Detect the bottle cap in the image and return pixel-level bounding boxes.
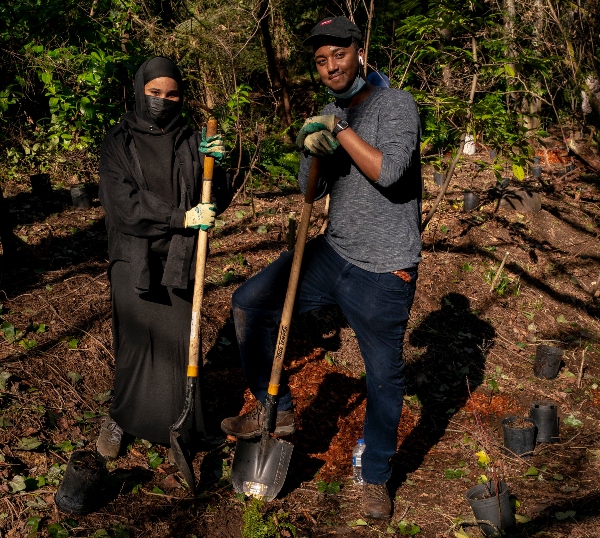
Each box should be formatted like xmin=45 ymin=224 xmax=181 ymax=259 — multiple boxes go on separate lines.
xmin=358 ymin=439 xmax=365 ymax=444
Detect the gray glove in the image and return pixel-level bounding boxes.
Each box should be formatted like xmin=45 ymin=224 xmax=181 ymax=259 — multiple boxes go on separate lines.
xmin=302 ymin=130 xmax=340 ymax=156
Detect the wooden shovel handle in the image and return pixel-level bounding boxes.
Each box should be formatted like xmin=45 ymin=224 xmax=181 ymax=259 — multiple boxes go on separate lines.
xmin=267 ymin=157 xmax=320 ymax=395
xmin=187 ymin=118 xmax=218 ymax=377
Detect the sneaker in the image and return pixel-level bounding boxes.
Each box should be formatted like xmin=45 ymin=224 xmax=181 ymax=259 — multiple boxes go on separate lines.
xmin=96 ymin=417 xmax=124 ymax=460
xmin=220 ymin=401 xmax=295 ymax=439
xmin=362 ymin=482 xmax=392 ymax=520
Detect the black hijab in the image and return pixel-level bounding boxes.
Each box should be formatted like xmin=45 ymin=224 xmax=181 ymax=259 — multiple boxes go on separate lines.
xmin=123 ymin=57 xmax=188 ymax=207
xmin=131 ymin=57 xmax=185 ymax=133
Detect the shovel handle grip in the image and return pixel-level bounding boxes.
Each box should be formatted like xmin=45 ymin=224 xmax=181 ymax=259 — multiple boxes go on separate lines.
xmin=188 ymin=118 xmax=218 ymax=377
xmin=267 ymin=157 xmax=320 ymax=397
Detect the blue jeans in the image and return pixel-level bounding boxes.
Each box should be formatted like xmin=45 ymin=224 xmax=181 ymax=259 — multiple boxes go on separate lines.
xmin=232 ymin=236 xmax=418 ymax=484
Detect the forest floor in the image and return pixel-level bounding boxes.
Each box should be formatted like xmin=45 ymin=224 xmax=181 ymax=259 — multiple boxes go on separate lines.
xmin=1 ymin=128 xmax=600 ymax=538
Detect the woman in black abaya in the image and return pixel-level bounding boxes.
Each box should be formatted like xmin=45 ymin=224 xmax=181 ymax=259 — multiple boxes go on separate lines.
xmin=97 ymin=57 xmax=228 ymax=458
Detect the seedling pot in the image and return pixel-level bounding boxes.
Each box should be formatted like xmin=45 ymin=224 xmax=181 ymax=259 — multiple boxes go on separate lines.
xmin=30 ymin=173 xmax=52 ymax=198
xmin=530 ymin=400 xmax=559 ymax=443
xmin=465 ymin=481 xmax=515 ymax=537
xmin=54 ymin=450 xmax=106 ymax=515
xmin=532 ymin=165 xmax=542 ymax=178
xmin=502 ymin=416 xmax=536 ymax=457
xmin=434 ymin=171 xmax=445 ymax=186
xmin=463 ymin=192 xmax=479 ymax=211
xmin=70 ymin=184 xmax=92 ymax=209
xmin=533 ymin=344 xmax=563 ymax=379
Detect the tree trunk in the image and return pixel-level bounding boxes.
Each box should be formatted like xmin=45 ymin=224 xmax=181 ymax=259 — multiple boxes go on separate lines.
xmin=363 ymin=0 xmax=375 ymax=70
xmin=258 ymin=0 xmax=293 ymax=140
xmin=423 ymin=36 xmax=479 ymax=229
xmin=272 ymin=10 xmax=294 ymax=140
xmin=522 ymin=0 xmax=543 ymax=130
xmin=0 ymin=187 xmax=17 ymax=257
xmin=504 ymin=0 xmax=517 ymax=105
xmin=155 ymin=0 xmax=174 ymax=25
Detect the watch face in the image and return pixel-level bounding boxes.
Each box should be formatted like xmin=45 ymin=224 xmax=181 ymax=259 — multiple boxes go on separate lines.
xmin=334 ymin=120 xmax=348 ymax=136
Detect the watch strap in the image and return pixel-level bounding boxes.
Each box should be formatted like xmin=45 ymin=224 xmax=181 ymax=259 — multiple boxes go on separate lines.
xmin=332 ymin=119 xmax=349 ymax=137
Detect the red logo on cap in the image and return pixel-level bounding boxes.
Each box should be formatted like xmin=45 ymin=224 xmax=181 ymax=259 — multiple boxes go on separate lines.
xmin=320 ymin=19 xmax=332 ymax=25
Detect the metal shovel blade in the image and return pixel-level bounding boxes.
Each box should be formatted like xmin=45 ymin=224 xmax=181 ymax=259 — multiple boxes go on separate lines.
xmin=169 ymin=427 xmax=196 ymax=496
xmin=231 ymin=435 xmax=293 ymax=502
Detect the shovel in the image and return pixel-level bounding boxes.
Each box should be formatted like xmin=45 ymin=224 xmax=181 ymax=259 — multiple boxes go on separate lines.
xmin=231 ymin=157 xmax=321 ymax=501
xmin=169 ymin=117 xmax=218 ymax=495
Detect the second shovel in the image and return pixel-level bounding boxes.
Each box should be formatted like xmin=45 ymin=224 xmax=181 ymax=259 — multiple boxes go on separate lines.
xmin=231 ymin=157 xmax=321 ymax=501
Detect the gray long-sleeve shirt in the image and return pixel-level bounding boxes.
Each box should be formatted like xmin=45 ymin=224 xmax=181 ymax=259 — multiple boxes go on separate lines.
xmin=298 ymin=87 xmax=423 ymax=273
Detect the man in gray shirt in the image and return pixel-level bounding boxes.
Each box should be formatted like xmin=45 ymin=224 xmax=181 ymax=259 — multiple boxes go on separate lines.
xmin=221 ymin=16 xmax=422 ymax=520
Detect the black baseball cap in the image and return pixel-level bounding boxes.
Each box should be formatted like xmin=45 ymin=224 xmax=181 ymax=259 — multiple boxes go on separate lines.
xmin=303 ymin=16 xmax=363 ymax=47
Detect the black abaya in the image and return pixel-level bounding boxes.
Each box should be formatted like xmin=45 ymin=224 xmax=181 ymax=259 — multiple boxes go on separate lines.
xmin=109 ymin=260 xmax=204 ymax=444
xmin=98 ymin=57 xmax=223 ymax=446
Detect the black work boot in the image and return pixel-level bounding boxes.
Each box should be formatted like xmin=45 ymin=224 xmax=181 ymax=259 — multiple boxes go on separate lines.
xmin=362 ymin=482 xmax=392 ymax=520
xmin=220 ymin=401 xmax=295 ymax=439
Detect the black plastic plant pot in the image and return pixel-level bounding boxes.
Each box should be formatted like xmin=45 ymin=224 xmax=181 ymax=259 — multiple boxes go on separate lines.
xmin=530 ymin=400 xmax=559 ymax=443
xmin=463 ymin=192 xmax=479 ymax=211
xmin=54 ymin=450 xmax=106 ymax=515
xmin=533 ymin=344 xmax=563 ymax=379
xmin=30 ymin=173 xmax=52 ymax=198
xmin=466 ymin=481 xmax=515 ymax=537
xmin=434 ymin=171 xmax=445 ymax=186
xmin=532 ymin=165 xmax=542 ymax=178
xmin=502 ymin=416 xmax=536 ymax=457
xmin=70 ymin=184 xmax=92 ymax=209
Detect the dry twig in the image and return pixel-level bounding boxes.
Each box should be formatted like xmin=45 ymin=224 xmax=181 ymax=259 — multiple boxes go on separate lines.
xmin=490 ymin=251 xmax=510 ymax=292
xmin=577 ymin=348 xmax=586 ymax=388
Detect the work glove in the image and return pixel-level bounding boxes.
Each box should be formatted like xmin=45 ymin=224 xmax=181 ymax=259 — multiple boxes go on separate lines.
xmin=199 ymin=127 xmax=225 ymax=163
xmin=184 ymin=202 xmax=216 ymax=231
xmin=302 ymin=130 xmax=340 ymax=156
xmin=296 ymin=115 xmax=337 ymax=149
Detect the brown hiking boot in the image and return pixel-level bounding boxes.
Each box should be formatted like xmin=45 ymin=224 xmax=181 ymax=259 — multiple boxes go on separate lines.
xmin=362 ymin=482 xmax=392 ymax=520
xmin=96 ymin=417 xmax=124 ymax=460
xmin=220 ymin=401 xmax=295 ymax=439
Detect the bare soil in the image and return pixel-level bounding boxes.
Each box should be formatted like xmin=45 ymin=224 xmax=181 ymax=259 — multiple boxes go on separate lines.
xmin=1 ymin=130 xmax=600 ymax=537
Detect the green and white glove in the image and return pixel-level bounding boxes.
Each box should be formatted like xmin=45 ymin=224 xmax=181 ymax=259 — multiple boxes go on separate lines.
xmin=296 ymin=115 xmax=337 ymax=149
xmin=302 ymin=130 xmax=340 ymax=156
xmin=184 ymin=202 xmax=216 ymax=231
xmin=199 ymin=127 xmax=225 ymax=163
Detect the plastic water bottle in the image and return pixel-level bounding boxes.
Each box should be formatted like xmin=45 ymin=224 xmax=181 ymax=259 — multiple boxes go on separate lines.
xmin=352 ymin=439 xmax=366 ymax=485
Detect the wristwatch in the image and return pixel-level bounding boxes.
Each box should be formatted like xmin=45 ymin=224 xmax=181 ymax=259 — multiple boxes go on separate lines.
xmin=332 ymin=119 xmax=349 ymax=137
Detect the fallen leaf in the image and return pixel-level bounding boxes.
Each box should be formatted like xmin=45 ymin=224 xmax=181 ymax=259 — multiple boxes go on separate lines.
xmin=161 ymin=474 xmax=180 ymax=491
xmin=515 ymin=514 xmax=531 ymax=523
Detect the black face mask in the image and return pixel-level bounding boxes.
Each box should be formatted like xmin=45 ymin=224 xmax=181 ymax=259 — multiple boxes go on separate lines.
xmin=144 ymin=95 xmax=181 ymax=128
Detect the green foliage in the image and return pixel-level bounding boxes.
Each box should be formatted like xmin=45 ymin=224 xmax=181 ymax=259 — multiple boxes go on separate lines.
xmin=444 ymin=468 xmax=467 ymax=479
xmin=147 ymin=450 xmax=164 ymax=469
xmin=397 ymin=519 xmax=421 ymax=535
xmin=317 ymin=480 xmax=340 ymax=494
xmin=0 ymin=0 xmax=146 ymax=179
xmin=26 ymin=515 xmax=41 ymax=535
xmin=242 ymin=498 xmax=297 ymax=538
xmin=18 ymin=436 xmax=42 ymax=451
xmin=47 ymin=522 xmax=70 ymax=538
xmin=257 ymin=138 xmax=300 ymax=191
